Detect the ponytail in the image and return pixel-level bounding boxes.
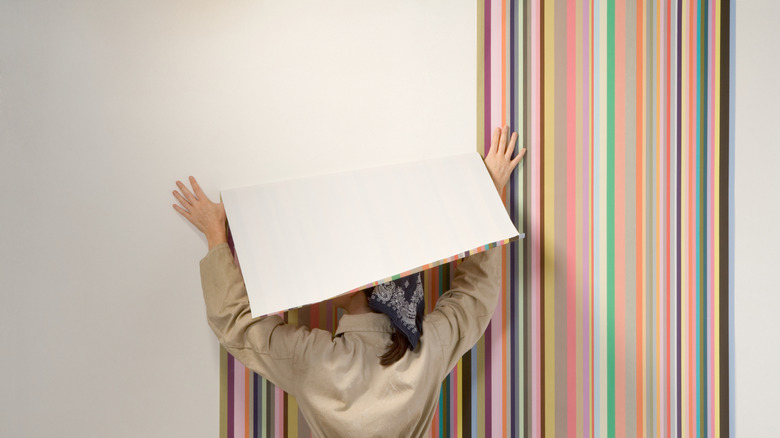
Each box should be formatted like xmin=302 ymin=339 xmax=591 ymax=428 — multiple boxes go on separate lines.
xmin=379 ymin=330 xmax=409 ymax=366
xmin=363 ymin=289 xmax=419 ymax=366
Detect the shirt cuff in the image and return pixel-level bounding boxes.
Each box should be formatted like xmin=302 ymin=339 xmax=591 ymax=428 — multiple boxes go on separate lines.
xmin=201 ymin=242 xmax=231 ymax=262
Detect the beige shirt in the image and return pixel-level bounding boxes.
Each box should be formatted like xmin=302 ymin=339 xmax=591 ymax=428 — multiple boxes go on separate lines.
xmin=200 ymin=243 xmax=500 ymax=438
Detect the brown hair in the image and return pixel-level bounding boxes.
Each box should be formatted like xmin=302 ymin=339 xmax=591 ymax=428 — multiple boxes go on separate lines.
xmin=363 ymin=289 xmax=417 ymax=366
xmin=379 ymin=330 xmax=411 ymax=366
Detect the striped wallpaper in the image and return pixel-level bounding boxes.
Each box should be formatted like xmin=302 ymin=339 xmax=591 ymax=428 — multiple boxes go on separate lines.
xmin=218 ymin=0 xmax=735 ymax=437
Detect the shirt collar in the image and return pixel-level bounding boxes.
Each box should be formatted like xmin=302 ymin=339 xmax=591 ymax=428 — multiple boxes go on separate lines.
xmin=335 ymin=312 xmax=394 ymax=336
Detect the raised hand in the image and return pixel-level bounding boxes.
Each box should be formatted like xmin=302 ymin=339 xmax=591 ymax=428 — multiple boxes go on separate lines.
xmin=483 ymin=125 xmax=526 ymax=193
xmin=172 ymin=176 xmax=227 ymax=249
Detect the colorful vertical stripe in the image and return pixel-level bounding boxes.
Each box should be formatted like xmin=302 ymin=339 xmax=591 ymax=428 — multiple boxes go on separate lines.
xmin=218 ymin=1 xmax=734 ymax=436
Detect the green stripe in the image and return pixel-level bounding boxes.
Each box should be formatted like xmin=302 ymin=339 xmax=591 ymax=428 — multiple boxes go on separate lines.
xmin=606 ymin=1 xmax=616 ymax=438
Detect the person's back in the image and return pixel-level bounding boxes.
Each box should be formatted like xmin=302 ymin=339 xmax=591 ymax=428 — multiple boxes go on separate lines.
xmin=293 ymin=312 xmax=440 ymax=437
xmin=201 ymin=243 xmax=499 ymax=437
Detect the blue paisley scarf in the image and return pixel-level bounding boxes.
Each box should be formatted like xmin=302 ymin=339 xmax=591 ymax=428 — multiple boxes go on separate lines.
xmin=368 ymin=273 xmax=425 ymax=350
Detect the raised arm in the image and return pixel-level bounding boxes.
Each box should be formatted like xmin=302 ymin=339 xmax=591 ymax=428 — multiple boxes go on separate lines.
xmin=199 ymin=242 xmax=315 ymax=392
xmin=425 ymin=125 xmax=525 ymax=375
xmin=173 ymin=177 xmax=312 ymax=392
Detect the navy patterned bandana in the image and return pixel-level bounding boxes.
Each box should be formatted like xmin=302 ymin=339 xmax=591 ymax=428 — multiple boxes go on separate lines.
xmin=368 ymin=273 xmax=425 ymax=350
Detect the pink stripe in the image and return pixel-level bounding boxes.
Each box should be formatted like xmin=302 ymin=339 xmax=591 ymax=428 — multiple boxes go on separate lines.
xmin=582 ymin=0 xmax=592 ymax=435
xmin=565 ymin=0 xmax=577 ymax=437
xmin=233 ymin=360 xmax=246 ymax=438
xmin=430 ymin=408 xmax=437 ymax=438
xmin=491 ymin=301 xmax=503 ymax=435
xmin=275 ymin=388 xmax=283 ymax=438
xmin=530 ymin=0 xmax=541 ymax=437
xmin=687 ymin=2 xmax=696 ymax=432
xmin=492 ymin=0 xmax=502 ymax=129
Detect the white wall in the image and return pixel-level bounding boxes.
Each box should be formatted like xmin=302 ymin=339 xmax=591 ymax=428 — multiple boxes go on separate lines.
xmin=735 ymin=1 xmax=780 ymax=436
xmin=0 ymin=1 xmax=474 ymax=436
xmin=3 ymin=0 xmax=774 ymax=436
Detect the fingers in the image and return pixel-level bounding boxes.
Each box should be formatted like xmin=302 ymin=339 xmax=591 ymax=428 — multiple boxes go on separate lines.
xmin=510 ymin=148 xmax=527 ymax=168
xmin=489 ymin=127 xmax=500 ymax=156
xmin=172 ymin=177 xmax=226 ymax=239
xmin=176 ymin=180 xmax=198 ymax=204
xmin=491 ymin=125 xmax=516 ymax=157
xmin=189 ymin=176 xmax=207 ymax=201
xmin=172 ymin=203 xmax=191 ymax=218
xmin=497 ymin=125 xmax=510 ymax=155
xmin=505 ymin=131 xmax=519 ymax=157
xmin=172 ymin=189 xmax=191 ymax=208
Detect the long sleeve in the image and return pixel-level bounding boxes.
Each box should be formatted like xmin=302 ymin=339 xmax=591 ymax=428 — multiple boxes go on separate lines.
xmin=199 ymin=242 xmax=312 ymax=394
xmin=424 ymin=247 xmax=501 ymax=376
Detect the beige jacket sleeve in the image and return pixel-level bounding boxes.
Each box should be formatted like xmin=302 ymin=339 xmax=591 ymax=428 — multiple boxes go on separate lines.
xmin=424 ymin=247 xmax=501 ymax=376
xmin=199 ymin=242 xmax=314 ymax=394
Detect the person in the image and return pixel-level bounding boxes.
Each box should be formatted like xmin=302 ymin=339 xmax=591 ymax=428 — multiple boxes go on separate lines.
xmin=172 ymin=126 xmax=525 ymax=437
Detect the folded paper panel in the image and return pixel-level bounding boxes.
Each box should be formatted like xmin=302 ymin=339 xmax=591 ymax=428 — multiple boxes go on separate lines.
xmin=222 ymin=152 xmax=520 ymax=317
